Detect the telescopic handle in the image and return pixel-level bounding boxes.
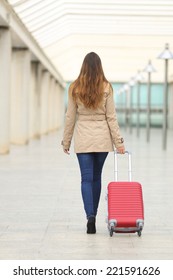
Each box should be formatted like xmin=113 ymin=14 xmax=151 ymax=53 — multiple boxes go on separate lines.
xmin=114 ymin=151 xmax=132 ymax=182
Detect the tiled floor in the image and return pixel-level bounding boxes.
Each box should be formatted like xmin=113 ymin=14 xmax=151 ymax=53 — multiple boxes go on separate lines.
xmin=0 ymin=127 xmax=173 ymax=260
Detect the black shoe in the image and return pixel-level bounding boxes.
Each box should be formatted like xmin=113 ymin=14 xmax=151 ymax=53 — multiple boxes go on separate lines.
xmin=87 ymin=216 xmax=96 ymax=234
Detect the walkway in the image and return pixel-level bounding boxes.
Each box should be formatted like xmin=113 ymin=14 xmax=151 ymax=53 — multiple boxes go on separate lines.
xmin=0 ymin=127 xmax=173 ymax=260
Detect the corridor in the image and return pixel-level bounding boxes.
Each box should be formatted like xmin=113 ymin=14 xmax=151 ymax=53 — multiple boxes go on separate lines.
xmin=0 ymin=128 xmax=173 ymax=260
xmin=1 ymin=0 xmax=173 ymax=265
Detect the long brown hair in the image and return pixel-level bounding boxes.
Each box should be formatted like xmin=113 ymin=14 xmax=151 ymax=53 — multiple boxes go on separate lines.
xmin=71 ymin=52 xmax=110 ymax=109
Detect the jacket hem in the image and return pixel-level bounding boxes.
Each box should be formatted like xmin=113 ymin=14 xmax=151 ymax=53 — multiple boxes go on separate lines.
xmin=74 ymin=148 xmax=114 ymax=153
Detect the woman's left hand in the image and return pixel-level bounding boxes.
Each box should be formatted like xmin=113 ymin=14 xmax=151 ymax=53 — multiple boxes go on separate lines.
xmin=63 ymin=148 xmax=70 ymax=155
xmin=116 ymin=145 xmax=125 ymax=154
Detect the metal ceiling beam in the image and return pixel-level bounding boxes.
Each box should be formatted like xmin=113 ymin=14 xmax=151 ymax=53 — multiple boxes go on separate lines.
xmin=21 ymin=1 xmax=62 ymax=23
xmin=16 ymin=0 xmax=60 ymax=15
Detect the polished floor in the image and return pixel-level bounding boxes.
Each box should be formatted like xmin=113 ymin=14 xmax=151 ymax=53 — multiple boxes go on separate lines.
xmin=0 ymin=127 xmax=173 ymax=260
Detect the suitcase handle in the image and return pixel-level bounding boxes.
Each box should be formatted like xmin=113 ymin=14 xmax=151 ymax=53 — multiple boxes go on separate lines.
xmin=114 ymin=151 xmax=132 ymax=182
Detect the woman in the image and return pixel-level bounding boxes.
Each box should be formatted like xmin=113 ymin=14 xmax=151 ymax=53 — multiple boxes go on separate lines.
xmin=61 ymin=52 xmax=125 ymax=234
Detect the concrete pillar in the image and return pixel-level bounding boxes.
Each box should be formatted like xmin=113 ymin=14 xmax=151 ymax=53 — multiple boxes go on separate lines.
xmin=55 ymin=82 xmax=60 ymax=129
xmin=29 ymin=61 xmax=42 ymax=139
xmin=62 ymin=86 xmax=65 ymax=126
xmin=48 ymin=77 xmax=64 ymax=132
xmin=40 ymin=70 xmax=50 ymax=134
xmin=48 ymin=76 xmax=55 ymax=132
xmin=11 ymin=48 xmax=31 ymax=145
xmin=54 ymin=80 xmax=65 ymax=130
xmin=29 ymin=63 xmax=36 ymax=139
xmin=0 ymin=27 xmax=11 ymax=154
xmin=57 ymin=83 xmax=65 ymax=129
xmin=53 ymin=80 xmax=59 ymax=130
xmin=52 ymin=79 xmax=57 ymax=131
xmin=168 ymin=82 xmax=173 ymax=130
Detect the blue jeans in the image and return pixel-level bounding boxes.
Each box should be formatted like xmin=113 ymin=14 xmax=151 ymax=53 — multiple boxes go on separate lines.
xmin=76 ymin=152 xmax=108 ymax=219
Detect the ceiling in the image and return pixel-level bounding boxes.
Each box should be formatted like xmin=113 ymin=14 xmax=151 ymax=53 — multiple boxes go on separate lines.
xmin=6 ymin=0 xmax=173 ymax=82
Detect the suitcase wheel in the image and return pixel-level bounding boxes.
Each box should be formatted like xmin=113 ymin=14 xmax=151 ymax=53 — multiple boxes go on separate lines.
xmin=110 ymin=227 xmax=114 ymax=237
xmin=138 ymin=231 xmax=142 ymax=237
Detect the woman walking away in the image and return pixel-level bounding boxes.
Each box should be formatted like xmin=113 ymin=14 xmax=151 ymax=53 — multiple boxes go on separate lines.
xmin=61 ymin=52 xmax=125 ymax=234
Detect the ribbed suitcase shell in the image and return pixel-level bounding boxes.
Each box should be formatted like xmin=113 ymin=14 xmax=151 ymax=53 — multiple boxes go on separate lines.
xmin=108 ymin=181 xmax=144 ymax=231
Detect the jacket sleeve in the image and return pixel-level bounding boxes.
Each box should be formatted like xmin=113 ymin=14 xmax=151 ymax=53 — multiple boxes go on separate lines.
xmin=62 ymin=85 xmax=77 ymax=150
xmin=106 ymin=86 xmax=124 ymax=148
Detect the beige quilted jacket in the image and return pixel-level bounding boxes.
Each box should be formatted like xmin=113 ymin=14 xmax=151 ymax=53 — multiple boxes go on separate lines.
xmin=62 ymin=83 xmax=124 ymax=153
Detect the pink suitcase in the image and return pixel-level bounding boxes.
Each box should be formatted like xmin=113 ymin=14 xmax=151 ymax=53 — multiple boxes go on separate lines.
xmin=107 ymin=151 xmax=144 ymax=237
